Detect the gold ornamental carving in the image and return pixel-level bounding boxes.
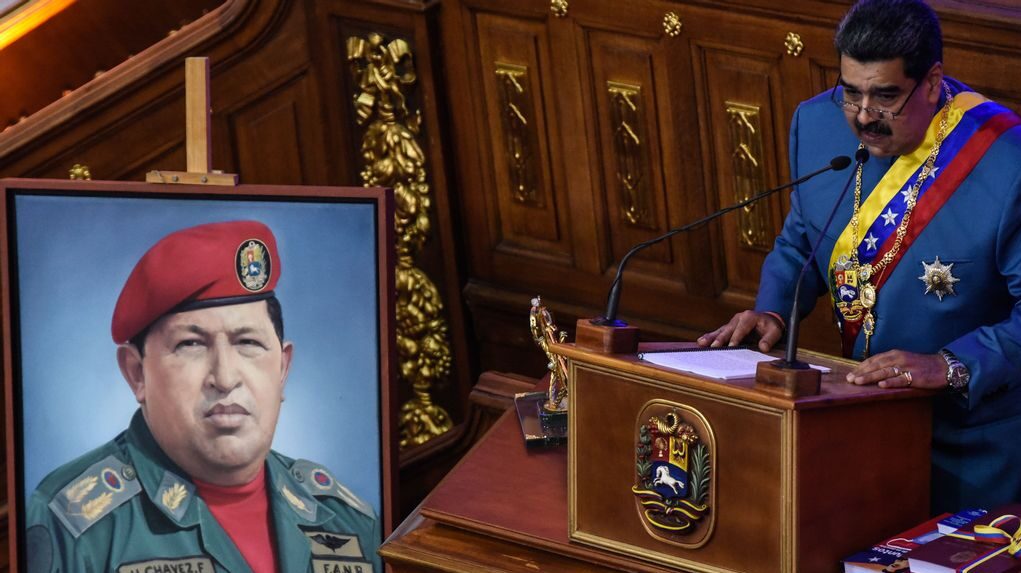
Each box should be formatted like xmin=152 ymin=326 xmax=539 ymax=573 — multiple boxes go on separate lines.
xmin=550 ymin=0 xmax=568 ymax=18
xmin=784 ymin=32 xmax=804 ymax=57
xmin=69 ymin=163 xmax=91 ymax=180
xmin=725 ymin=102 xmax=772 ymax=250
xmin=347 ymin=32 xmax=453 ymax=448
xmin=607 ymin=81 xmax=653 ymax=228
xmin=663 ymin=12 xmax=683 ymax=38
xmin=495 ymin=62 xmax=542 ymax=206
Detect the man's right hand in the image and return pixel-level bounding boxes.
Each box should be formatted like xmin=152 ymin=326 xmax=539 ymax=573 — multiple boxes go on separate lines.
xmin=697 ymin=310 xmax=784 ymax=352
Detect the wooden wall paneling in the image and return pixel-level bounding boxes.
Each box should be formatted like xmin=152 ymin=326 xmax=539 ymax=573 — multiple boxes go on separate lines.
xmin=0 ymin=0 xmax=224 ymax=129
xmin=306 ymin=0 xmax=477 ymax=461
xmin=943 ymin=43 xmax=1021 ymax=115
xmin=213 ymin=1 xmax=324 ymax=185
xmin=565 ymin=0 xmax=723 ymax=326
xmin=228 ymin=74 xmax=315 ymax=185
xmin=0 ymin=0 xmax=289 ymax=176
xmin=586 ymin=31 xmax=681 ymax=283
xmin=438 ymin=0 xmax=499 ymax=282
xmin=684 ymin=5 xmax=846 ymax=356
xmin=474 ymin=11 xmax=571 ymax=263
xmin=690 ymin=24 xmax=789 ymax=299
xmin=16 ymin=89 xmax=188 ymax=180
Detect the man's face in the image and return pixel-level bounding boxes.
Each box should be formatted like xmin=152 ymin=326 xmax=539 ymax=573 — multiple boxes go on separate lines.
xmin=118 ymin=301 xmax=292 ymax=485
xmin=838 ymin=56 xmax=943 ymax=158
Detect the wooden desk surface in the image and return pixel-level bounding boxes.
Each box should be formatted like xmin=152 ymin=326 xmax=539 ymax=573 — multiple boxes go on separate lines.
xmin=381 ymin=350 xmax=933 ymax=573
xmin=381 ymin=409 xmax=679 ymax=572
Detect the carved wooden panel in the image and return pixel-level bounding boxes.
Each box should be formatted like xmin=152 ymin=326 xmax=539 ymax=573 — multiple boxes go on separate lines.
xmin=944 ymin=44 xmax=1021 ymax=115
xmin=695 ymin=44 xmax=786 ymax=296
xmin=686 ymin=7 xmax=837 ymax=301
xmin=587 ymin=31 xmax=675 ymax=269
xmin=566 ymin=0 xmax=713 ymax=307
xmin=474 ymin=11 xmax=570 ymax=261
xmin=18 ymin=95 xmax=188 ymax=180
xmin=229 ymin=74 xmax=312 ymax=184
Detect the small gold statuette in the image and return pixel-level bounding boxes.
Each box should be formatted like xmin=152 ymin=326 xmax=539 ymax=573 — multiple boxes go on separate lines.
xmin=529 ymin=296 xmax=568 ymax=416
xmin=919 ymin=256 xmax=960 ymax=301
xmin=513 ymin=296 xmax=569 ymax=447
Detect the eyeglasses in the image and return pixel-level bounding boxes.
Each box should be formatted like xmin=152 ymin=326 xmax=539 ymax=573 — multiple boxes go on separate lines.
xmin=830 ymin=75 xmax=921 ymax=121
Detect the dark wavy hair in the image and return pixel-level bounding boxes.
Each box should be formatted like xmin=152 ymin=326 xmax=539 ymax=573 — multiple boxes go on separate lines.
xmin=835 ymin=0 xmax=942 ymax=81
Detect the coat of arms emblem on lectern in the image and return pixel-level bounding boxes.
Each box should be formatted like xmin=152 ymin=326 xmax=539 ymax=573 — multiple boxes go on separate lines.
xmin=631 ymin=402 xmax=715 ymax=546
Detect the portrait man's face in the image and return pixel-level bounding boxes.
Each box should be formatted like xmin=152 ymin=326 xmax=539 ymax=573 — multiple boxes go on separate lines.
xmin=117 ymin=300 xmax=293 ymax=485
xmin=839 ymin=56 xmax=943 ymax=158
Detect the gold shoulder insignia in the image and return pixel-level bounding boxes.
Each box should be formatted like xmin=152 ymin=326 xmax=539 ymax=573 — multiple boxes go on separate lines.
xmin=161 ymin=483 xmax=188 ymax=511
xmin=155 ymin=471 xmax=194 ymax=523
xmin=64 ymin=476 xmax=98 ymax=503
xmin=282 ymin=485 xmax=308 ymax=513
xmin=48 ymin=454 xmax=142 ymax=539
xmin=80 ymin=492 xmax=114 ymax=520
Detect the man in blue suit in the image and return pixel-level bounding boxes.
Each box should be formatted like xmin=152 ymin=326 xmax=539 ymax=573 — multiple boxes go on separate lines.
xmin=699 ymin=0 xmax=1021 ymax=513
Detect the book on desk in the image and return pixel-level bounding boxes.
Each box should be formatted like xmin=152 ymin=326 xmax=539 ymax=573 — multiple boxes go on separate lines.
xmin=842 ymin=513 xmax=947 ymax=573
xmin=908 ymin=505 xmax=1021 ymax=573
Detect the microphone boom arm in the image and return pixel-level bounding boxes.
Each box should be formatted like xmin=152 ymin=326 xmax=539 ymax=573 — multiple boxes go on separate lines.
xmin=596 ymin=156 xmax=852 ymax=325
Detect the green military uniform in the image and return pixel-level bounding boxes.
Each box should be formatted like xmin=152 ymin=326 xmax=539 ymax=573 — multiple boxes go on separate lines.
xmin=27 ymin=410 xmax=381 ymax=573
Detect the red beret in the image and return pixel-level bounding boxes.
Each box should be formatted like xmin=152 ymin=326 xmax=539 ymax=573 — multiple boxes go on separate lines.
xmin=111 ymin=220 xmax=280 ymax=343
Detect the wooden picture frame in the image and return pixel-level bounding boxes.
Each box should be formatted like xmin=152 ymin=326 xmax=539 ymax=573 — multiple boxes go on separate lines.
xmin=1 ymin=178 xmax=397 ymax=570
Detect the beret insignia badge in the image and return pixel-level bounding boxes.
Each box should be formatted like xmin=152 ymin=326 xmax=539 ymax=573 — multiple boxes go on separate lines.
xmin=237 ymin=239 xmax=272 ymax=292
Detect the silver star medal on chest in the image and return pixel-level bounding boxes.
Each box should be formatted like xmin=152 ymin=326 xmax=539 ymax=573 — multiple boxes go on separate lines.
xmin=918 ymin=256 xmax=960 ymax=301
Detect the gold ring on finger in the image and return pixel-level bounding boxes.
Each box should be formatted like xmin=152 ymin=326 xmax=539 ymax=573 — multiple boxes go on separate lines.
xmin=892 ymin=366 xmax=901 ymax=376
xmin=902 ymin=370 xmax=913 ymax=386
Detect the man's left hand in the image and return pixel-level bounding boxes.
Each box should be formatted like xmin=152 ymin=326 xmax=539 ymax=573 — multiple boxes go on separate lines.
xmin=846 ymin=349 xmax=948 ymax=389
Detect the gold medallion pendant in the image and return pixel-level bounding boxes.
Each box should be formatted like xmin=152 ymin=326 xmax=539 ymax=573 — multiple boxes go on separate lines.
xmin=918 ymin=256 xmax=960 ymax=301
xmin=860 ymin=284 xmax=876 ymax=309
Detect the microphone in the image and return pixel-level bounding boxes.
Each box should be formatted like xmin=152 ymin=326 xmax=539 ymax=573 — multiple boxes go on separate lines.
xmin=754 ymin=147 xmax=869 ymax=397
xmin=591 ymin=154 xmax=853 ymax=327
xmin=781 ymin=147 xmax=869 ymax=367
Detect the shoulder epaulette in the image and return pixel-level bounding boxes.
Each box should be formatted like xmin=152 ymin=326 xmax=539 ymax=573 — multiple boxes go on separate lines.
xmin=290 ymin=459 xmax=375 ymax=519
xmin=48 ymin=454 xmax=141 ymax=538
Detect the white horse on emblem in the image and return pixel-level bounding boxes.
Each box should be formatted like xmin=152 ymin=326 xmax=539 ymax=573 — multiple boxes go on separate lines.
xmin=838 ymin=285 xmax=856 ymax=301
xmin=652 ymin=465 xmax=684 ymax=495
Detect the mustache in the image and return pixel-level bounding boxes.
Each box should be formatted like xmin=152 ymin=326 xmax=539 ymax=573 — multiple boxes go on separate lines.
xmin=856 ymin=120 xmax=892 ymax=136
xmin=205 ymin=402 xmax=250 ymax=416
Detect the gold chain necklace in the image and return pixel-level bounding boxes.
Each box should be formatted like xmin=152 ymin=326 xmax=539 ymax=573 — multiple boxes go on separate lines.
xmin=848 ymin=81 xmax=953 ymax=356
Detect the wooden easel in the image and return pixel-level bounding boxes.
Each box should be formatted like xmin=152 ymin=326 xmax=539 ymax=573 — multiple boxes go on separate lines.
xmin=146 ymin=57 xmax=238 ymax=186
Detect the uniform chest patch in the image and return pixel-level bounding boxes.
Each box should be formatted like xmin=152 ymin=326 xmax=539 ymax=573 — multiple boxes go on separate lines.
xmin=303 ymin=530 xmax=363 ymax=558
xmin=117 ymin=556 xmax=214 ymax=573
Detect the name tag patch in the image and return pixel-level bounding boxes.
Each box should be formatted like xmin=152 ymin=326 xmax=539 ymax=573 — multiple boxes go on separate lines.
xmin=117 ymin=556 xmax=214 ymax=573
xmin=311 ymin=559 xmax=374 ymax=573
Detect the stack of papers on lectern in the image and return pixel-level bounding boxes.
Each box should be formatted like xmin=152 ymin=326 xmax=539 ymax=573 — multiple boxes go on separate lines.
xmin=639 ymin=348 xmax=830 ymax=380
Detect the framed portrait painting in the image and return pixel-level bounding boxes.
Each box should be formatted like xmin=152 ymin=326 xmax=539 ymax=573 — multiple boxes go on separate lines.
xmin=1 ymin=178 xmax=396 ymax=571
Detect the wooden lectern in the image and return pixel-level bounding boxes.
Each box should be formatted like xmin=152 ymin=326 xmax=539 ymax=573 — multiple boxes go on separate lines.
xmin=382 ymin=342 xmax=933 ymax=573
